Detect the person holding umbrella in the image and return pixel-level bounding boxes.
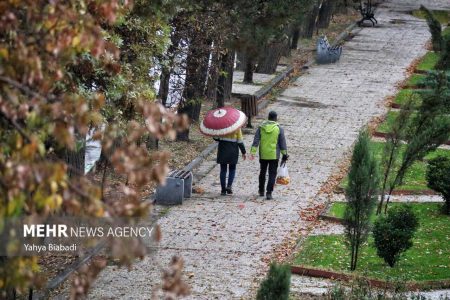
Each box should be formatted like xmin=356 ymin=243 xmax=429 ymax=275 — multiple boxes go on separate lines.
xmin=200 ymin=107 xmax=247 ymax=195
xmin=249 ymin=111 xmax=288 ymax=200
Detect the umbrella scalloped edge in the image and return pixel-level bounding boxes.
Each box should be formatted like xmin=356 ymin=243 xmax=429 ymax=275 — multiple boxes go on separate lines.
xmin=200 ymin=109 xmax=247 ymax=136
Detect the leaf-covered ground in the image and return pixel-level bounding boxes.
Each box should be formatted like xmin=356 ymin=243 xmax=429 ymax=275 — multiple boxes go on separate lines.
xmin=294 ymin=203 xmax=450 ymax=282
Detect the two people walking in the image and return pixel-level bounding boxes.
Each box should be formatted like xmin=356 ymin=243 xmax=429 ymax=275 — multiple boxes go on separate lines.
xmin=214 ymin=110 xmax=288 ymax=200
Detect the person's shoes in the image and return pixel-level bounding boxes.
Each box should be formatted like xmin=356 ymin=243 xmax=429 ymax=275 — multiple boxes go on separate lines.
xmin=226 ymin=187 xmax=233 ymax=195
xmin=259 ymin=190 xmax=265 ymax=197
xmin=266 ymin=193 xmax=273 ymax=200
xmin=221 ymin=189 xmax=227 ymax=196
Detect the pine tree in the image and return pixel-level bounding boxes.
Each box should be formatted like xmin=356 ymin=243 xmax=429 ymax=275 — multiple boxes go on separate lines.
xmin=378 ymin=73 xmax=450 ymax=213
xmin=420 ymin=5 xmax=443 ymax=52
xmin=344 ymin=129 xmax=379 ymax=271
xmin=426 ymin=156 xmax=450 ymax=214
xmin=436 ymin=35 xmax=450 ymax=70
xmin=256 ymin=263 xmax=291 ymax=300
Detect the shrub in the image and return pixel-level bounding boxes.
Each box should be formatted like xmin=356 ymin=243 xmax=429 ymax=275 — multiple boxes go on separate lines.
xmin=426 ymin=155 xmax=450 ymax=214
xmin=373 ymin=206 xmax=419 ymax=267
xmin=256 ymin=263 xmax=291 ymax=300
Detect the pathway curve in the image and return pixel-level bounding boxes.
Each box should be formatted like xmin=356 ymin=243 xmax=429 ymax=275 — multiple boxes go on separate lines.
xmin=88 ymin=1 xmax=442 ymax=298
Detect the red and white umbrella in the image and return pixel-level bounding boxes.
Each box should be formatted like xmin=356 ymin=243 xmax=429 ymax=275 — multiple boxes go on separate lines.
xmin=200 ymin=107 xmax=247 ymax=136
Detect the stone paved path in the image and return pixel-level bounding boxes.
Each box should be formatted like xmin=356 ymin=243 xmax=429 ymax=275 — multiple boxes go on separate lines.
xmin=87 ymin=1 xmax=445 ymax=298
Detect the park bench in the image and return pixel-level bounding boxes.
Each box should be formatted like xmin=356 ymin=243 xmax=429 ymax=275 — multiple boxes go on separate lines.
xmin=316 ymin=36 xmax=342 ymax=64
xmin=155 ymin=169 xmax=193 ymax=205
xmin=357 ymin=0 xmax=377 ymax=27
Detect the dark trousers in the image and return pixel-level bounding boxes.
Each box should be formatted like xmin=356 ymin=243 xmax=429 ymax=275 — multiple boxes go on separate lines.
xmin=259 ymin=159 xmax=279 ymax=193
xmin=220 ymin=164 xmax=236 ymax=190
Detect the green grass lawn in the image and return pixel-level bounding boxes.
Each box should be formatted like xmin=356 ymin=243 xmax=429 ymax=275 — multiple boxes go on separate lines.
xmin=412 ymin=9 xmax=450 ymax=24
xmin=377 ymin=110 xmax=450 ymax=135
xmin=393 ymin=89 xmax=423 ymax=106
xmin=328 ymin=202 xmax=346 ymax=218
xmin=377 ymin=110 xmax=399 ymax=134
xmin=406 ymin=72 xmax=450 ymax=88
xmin=340 ymin=141 xmax=450 ymax=192
xmin=406 ymin=74 xmax=426 ymax=87
xmin=377 ymin=110 xmax=421 ymax=134
xmin=417 ymin=52 xmax=440 ymax=72
xmin=295 ymin=203 xmax=450 ymax=282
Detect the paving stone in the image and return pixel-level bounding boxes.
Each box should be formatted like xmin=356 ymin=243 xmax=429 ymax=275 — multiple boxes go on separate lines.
xmin=230 ymin=83 xmax=261 ymax=96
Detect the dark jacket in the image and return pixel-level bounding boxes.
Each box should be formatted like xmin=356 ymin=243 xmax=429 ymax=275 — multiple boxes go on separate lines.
xmin=214 ymin=129 xmax=246 ymax=165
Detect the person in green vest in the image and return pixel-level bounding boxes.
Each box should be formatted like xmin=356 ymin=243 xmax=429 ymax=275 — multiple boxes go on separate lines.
xmin=249 ymin=111 xmax=288 ymax=200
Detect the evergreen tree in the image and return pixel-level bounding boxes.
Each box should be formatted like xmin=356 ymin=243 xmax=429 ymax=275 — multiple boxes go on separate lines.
xmin=426 ymin=156 xmax=450 ymax=214
xmin=344 ymin=129 xmax=379 ymax=271
xmin=378 ymin=72 xmax=450 ymax=213
xmin=377 ymin=98 xmax=415 ymax=214
xmin=436 ymin=35 xmax=450 ymax=70
xmin=420 ymin=5 xmax=443 ymax=52
xmin=256 ymin=263 xmax=291 ymax=300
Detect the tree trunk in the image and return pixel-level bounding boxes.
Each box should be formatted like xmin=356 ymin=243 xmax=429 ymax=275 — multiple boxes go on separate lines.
xmin=353 ymin=234 xmax=361 ymax=270
xmin=95 ymin=135 xmax=120 ymax=170
xmin=145 ymin=135 xmax=159 ymax=150
xmin=1 ymin=258 xmax=16 ymax=299
xmin=65 ymin=146 xmax=86 ymax=177
xmin=176 ymin=26 xmax=210 ymax=141
xmin=350 ymin=239 xmax=356 ymax=271
xmin=175 ymin=126 xmax=190 ymax=142
xmin=243 ymin=56 xmax=254 ymax=84
xmin=282 ymin=33 xmax=291 ymax=57
xmin=316 ymin=0 xmax=335 ymax=29
xmin=223 ymin=51 xmax=234 ymax=101
xmin=58 ymin=134 xmax=85 ymax=177
xmin=176 ymin=99 xmax=200 ymax=141
xmin=206 ymin=41 xmax=221 ymax=104
xmin=216 ymin=49 xmax=234 ymax=108
xmin=158 ymin=24 xmax=182 ymax=107
xmin=235 ymin=51 xmax=246 ymax=71
xmin=256 ymin=40 xmax=286 ymax=74
xmin=301 ymin=2 xmax=321 ymax=38
xmin=158 ymin=69 xmax=170 ymax=107
xmin=291 ymin=28 xmax=300 ymax=49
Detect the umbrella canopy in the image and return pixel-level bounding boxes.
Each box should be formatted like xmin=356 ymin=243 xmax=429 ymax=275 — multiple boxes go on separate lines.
xmin=200 ymin=107 xmax=247 ymax=136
